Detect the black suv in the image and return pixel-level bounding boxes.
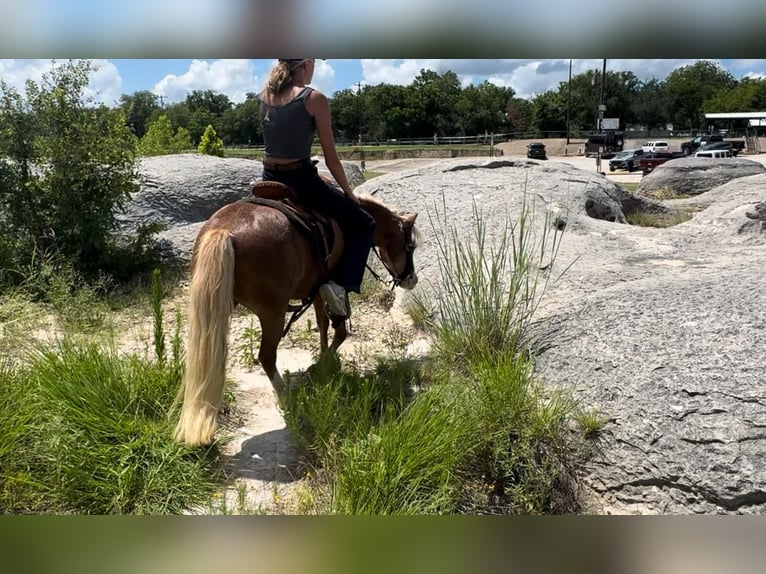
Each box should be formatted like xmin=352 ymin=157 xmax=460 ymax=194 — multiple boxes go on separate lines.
xmin=526 ymin=142 xmax=547 ymax=160
xmin=608 ymin=148 xmax=644 ymax=172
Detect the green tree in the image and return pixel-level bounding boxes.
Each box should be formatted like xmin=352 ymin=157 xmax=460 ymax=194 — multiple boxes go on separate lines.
xmin=554 ymin=70 xmax=601 ymax=135
xmin=602 ymin=70 xmax=642 ymax=128
xmin=410 ymin=70 xmax=462 ymax=137
xmin=530 ymin=91 xmax=567 ymax=135
xmin=219 ymin=93 xmax=262 ymax=146
xmin=631 ymin=78 xmax=669 ymax=130
xmin=329 ymin=88 xmax=364 ymax=142
xmin=505 ymin=98 xmax=533 ymax=134
xmin=455 ymin=81 xmax=515 ymax=136
xmin=119 ymin=90 xmax=161 ymax=138
xmin=704 ymin=77 xmax=766 ymax=113
xmin=0 ymin=59 xmax=149 ymax=282
xmin=197 ymin=124 xmax=224 ymax=157
xmin=361 ymin=84 xmax=411 ymax=141
xmin=185 ymin=90 xmax=232 ymax=144
xmin=148 ymin=101 xmax=190 ymax=134
xmin=138 ymin=114 xmax=193 ymax=156
xmin=665 ymin=61 xmax=736 ymax=131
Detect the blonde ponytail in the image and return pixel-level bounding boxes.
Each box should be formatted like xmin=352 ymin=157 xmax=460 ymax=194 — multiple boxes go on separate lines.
xmin=265 ymin=60 xmax=304 ymax=94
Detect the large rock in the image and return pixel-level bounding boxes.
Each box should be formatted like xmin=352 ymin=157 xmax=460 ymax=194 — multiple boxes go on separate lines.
xmin=118 ymin=154 xmax=364 ymax=263
xmin=637 ymin=157 xmax=766 ymax=197
xmin=359 ymin=157 xmax=766 ymax=514
xmin=671 ymin=172 xmax=766 ymax=246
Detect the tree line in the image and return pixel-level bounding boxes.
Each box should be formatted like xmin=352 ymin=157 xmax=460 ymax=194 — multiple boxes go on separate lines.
xmin=120 ymin=60 xmax=766 ymax=149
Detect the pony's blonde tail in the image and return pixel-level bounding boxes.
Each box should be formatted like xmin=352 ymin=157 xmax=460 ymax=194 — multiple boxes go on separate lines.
xmin=173 ymin=228 xmax=235 ymax=446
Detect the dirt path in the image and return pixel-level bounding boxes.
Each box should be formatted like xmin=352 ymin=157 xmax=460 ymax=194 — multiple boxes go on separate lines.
xmin=201 ymin=290 xmax=425 ymax=514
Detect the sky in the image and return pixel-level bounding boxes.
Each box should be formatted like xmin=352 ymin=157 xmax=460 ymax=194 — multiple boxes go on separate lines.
xmin=2 ymin=59 xmax=766 ymax=108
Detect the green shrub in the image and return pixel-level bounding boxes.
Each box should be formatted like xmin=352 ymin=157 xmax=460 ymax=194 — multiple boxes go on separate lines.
xmin=197 ymin=124 xmax=224 ymax=157
xmin=138 ymin=114 xmax=193 ymax=156
xmin=0 ymin=59 xmax=159 ymax=288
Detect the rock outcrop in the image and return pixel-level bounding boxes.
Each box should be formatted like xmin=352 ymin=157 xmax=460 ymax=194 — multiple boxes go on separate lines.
xmin=637 ymin=157 xmax=765 ymax=197
xmin=360 ymin=157 xmax=766 ymax=515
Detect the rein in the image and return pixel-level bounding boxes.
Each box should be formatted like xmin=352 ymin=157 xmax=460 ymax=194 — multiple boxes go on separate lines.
xmin=283 ymin=212 xmax=416 ymax=336
xmin=366 ymin=223 xmax=416 ymax=291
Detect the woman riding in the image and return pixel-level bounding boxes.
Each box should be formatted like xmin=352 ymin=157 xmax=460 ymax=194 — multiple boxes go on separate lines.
xmin=258 ymin=58 xmax=376 ymax=318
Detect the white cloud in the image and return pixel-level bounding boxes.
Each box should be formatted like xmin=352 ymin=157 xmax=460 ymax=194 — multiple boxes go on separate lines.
xmin=310 ymin=60 xmax=336 ymax=96
xmin=361 ymin=59 xmax=444 ymax=86
xmin=87 ymin=60 xmax=123 ymax=106
xmin=152 ymin=59 xmax=335 ymax=104
xmin=0 ymin=59 xmax=122 ymax=106
xmin=153 ymin=60 xmax=260 ymax=104
xmin=0 ymin=59 xmax=51 ymax=90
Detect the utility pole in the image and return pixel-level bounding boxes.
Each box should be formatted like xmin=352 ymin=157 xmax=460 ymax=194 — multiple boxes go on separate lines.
xmin=566 ymin=59 xmax=572 ymax=145
xmin=356 ymin=82 xmax=365 ymax=171
xmin=596 ymin=59 xmax=607 ymax=174
xmin=356 ymin=82 xmax=363 ymax=145
xmin=598 ymin=58 xmax=607 ymax=131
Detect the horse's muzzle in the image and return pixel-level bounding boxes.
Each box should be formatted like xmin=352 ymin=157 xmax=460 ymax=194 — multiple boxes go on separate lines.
xmin=398 ymin=272 xmax=418 ymax=290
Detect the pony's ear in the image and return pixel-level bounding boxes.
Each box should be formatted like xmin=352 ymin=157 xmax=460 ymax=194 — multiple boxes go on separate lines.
xmin=403 ymin=213 xmax=418 ymax=225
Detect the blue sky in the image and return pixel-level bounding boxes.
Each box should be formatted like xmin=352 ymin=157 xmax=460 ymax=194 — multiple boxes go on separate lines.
xmin=2 ymin=59 xmax=765 ymax=108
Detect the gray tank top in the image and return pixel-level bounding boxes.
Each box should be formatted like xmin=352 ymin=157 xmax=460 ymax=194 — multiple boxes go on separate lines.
xmin=259 ymin=86 xmax=316 ymax=159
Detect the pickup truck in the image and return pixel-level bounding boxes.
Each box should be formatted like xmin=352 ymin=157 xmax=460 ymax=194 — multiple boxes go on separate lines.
xmin=681 ymin=134 xmax=745 ymax=156
xmin=638 ymin=151 xmax=685 ymax=175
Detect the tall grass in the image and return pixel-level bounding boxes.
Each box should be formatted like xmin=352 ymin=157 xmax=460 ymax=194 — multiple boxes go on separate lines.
xmin=458 ymin=351 xmax=583 ymax=514
xmin=329 ymin=383 xmax=472 ymax=514
xmin=416 ymin=193 xmax=570 ymax=366
xmin=282 ymin=192 xmax=597 ymax=515
xmin=0 ymin=270 xmax=221 ymax=514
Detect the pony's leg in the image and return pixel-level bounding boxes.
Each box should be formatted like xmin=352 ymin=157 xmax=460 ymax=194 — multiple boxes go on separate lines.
xmin=257 ymin=309 xmax=288 ymax=404
xmin=313 ymin=297 xmax=330 ymax=354
xmin=329 ymin=316 xmax=348 ymax=354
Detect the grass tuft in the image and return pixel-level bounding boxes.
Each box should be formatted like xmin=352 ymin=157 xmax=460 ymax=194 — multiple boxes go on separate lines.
xmin=626 ymin=210 xmax=694 ymax=228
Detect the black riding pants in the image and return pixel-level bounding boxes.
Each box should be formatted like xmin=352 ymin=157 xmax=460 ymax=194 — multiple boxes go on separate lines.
xmin=261 ymin=165 xmax=376 ymax=293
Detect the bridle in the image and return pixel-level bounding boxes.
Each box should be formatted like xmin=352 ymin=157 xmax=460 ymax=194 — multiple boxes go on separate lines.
xmin=366 ymin=221 xmax=416 ymax=290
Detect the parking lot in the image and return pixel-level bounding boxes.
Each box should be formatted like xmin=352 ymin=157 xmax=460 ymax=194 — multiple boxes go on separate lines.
xmin=364 ymin=152 xmax=766 ymax=186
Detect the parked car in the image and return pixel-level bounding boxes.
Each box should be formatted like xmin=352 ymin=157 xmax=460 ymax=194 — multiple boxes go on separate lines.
xmin=697 ymin=141 xmax=739 ymax=156
xmin=681 ymin=135 xmax=745 ymax=156
xmin=608 ymin=148 xmax=644 ymax=172
xmin=695 ymin=149 xmax=733 ymax=159
xmin=638 ymin=151 xmax=684 ymax=175
xmin=584 ymin=132 xmax=624 ymax=158
xmin=681 ymin=134 xmax=724 ymax=155
xmin=526 ymin=142 xmax=547 ymax=160
xmin=642 ymin=140 xmax=670 ymax=153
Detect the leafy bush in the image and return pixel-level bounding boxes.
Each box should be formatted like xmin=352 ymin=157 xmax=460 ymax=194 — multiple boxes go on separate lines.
xmin=197 ymin=124 xmax=224 ymax=157
xmin=138 ymin=114 xmax=193 ymax=156
xmin=0 ymin=59 xmax=159 ymax=288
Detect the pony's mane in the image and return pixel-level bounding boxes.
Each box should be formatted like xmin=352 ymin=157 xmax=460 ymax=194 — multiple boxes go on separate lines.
xmin=358 ymin=193 xmax=420 ymax=247
xmin=356 ymin=193 xmax=387 ymax=209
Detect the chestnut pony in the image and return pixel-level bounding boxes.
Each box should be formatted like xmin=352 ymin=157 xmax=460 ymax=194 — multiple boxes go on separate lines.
xmin=173 ymin=186 xmax=419 ymax=446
